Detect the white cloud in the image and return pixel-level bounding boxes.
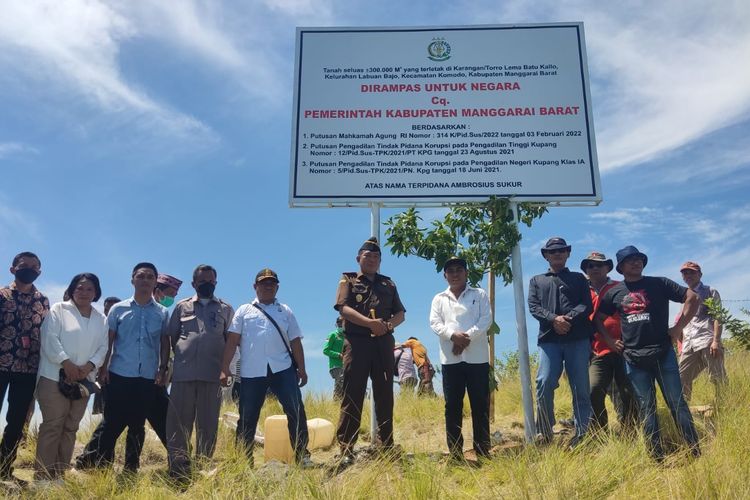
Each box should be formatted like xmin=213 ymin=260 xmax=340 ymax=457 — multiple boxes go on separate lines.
xmin=588 ymin=207 xmax=661 ymax=239
xmin=0 ymin=142 xmax=38 ymax=159
xmin=116 ymin=1 xmax=288 ymax=107
xmin=466 ymin=0 xmax=750 ymax=173
xmin=36 ymin=281 xmax=68 ymax=304
xmin=261 ymin=0 xmax=334 ymax=21
xmin=588 ymin=204 xmax=750 ymax=248
xmin=0 ymin=0 xmax=213 ymax=140
xmin=0 ymin=196 xmax=40 ymax=242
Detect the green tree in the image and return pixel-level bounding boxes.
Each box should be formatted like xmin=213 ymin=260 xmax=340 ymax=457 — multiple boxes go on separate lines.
xmin=705 ymin=298 xmax=750 ymax=350
xmin=384 ymin=197 xmax=546 ymax=287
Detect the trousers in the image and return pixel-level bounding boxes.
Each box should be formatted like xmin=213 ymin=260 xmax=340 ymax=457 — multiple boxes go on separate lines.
xmin=337 ymin=334 xmax=395 ymax=450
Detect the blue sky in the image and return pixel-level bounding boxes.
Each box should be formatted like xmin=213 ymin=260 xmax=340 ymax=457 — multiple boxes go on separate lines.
xmin=1 ymin=0 xmax=749 ymax=395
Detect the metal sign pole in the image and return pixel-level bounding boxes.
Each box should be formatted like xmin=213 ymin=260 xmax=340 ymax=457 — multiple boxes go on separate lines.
xmin=510 ymin=202 xmax=537 ymax=442
xmin=370 ymin=202 xmax=380 ymax=442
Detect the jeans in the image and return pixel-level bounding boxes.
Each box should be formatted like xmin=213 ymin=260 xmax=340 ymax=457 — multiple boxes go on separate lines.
xmin=237 ymin=366 xmax=308 ymax=461
xmin=625 ymin=347 xmax=700 ymax=458
xmin=442 ymin=362 xmax=490 ymax=457
xmin=536 ymin=338 xmax=592 ymax=439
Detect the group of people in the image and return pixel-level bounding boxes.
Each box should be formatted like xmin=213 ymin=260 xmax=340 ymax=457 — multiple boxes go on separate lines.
xmin=0 ymin=253 xmax=311 ymax=485
xmin=0 ymin=235 xmax=725 ymax=485
xmin=529 ymin=238 xmax=726 ymax=460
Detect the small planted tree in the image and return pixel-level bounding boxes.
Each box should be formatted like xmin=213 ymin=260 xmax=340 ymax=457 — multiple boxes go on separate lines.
xmin=705 ymin=298 xmax=750 ymax=350
xmin=385 ymin=198 xmax=546 ymax=286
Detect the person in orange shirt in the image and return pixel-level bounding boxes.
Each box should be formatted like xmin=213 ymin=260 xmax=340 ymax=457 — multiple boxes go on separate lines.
xmin=401 ymin=337 xmax=435 ymax=395
xmin=583 ymin=251 xmax=637 ymax=430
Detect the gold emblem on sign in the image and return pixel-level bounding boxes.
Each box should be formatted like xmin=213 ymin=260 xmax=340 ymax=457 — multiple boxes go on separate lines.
xmin=356 ymin=294 xmax=363 ymax=302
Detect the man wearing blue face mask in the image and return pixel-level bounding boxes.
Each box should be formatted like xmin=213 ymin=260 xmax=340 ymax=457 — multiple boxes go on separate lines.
xmin=0 ymin=251 xmax=50 ymax=482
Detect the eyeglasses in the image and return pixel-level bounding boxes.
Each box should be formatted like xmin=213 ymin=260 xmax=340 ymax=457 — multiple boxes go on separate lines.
xmin=586 ymin=262 xmax=607 ymax=269
xmin=545 ymin=248 xmax=568 ymax=255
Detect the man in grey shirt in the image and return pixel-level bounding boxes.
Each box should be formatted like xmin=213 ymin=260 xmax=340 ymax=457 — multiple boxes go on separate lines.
xmin=162 ymin=264 xmax=234 ymax=478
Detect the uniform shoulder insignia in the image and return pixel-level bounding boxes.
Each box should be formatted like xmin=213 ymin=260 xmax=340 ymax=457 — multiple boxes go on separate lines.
xmin=378 ymin=274 xmax=395 ymax=285
xmin=340 ymin=272 xmax=357 ymax=283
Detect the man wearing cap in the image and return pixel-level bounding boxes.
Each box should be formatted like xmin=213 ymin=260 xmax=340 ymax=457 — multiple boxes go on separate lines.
xmin=528 ymin=237 xmax=593 ymax=447
xmin=581 ymin=252 xmax=637 ymax=430
xmin=335 ymin=237 xmax=406 ymax=464
xmin=76 ymin=274 xmax=181 ymax=470
xmin=595 ymin=246 xmax=700 ymax=460
xmin=219 ymin=268 xmax=311 ymax=467
xmin=163 ymin=265 xmax=233 ymax=478
xmin=0 ymin=251 xmax=49 ymax=482
xmin=430 ymin=256 xmax=492 ymax=461
xmin=678 ymin=261 xmax=726 ymax=402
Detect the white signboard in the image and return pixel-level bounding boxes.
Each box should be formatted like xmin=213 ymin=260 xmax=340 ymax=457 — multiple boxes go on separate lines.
xmin=290 ymin=24 xmax=601 ymax=206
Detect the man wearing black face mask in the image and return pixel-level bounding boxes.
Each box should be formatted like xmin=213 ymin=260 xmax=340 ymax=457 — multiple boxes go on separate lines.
xmin=162 ymin=264 xmax=234 ymax=479
xmin=0 ymin=251 xmax=49 ymax=482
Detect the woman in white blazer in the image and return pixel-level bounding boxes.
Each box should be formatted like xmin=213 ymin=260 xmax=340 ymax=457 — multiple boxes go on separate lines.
xmin=35 ymin=273 xmax=108 ymax=481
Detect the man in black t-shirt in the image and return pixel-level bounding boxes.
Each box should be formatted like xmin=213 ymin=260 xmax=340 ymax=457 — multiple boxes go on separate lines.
xmin=595 ymin=246 xmax=700 ymax=460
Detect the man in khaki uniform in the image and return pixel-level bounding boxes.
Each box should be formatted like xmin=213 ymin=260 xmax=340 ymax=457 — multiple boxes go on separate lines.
xmin=335 ymin=237 xmax=406 ymax=465
xmin=162 ymin=265 xmax=233 ymax=478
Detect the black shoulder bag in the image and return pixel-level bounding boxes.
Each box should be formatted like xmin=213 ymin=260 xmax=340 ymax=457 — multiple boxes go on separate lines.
xmin=251 ymin=303 xmax=298 ymax=370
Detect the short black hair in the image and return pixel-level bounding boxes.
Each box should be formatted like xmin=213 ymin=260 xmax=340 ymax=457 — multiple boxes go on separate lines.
xmin=65 ymin=273 xmax=102 ymax=302
xmin=12 ymin=251 xmax=40 ymax=268
xmin=132 ymin=262 xmax=158 ymax=278
xmin=408 ymin=336 xmax=418 ymax=341
xmin=103 ymin=296 xmax=121 ymax=304
xmin=193 ymin=264 xmax=217 ymax=281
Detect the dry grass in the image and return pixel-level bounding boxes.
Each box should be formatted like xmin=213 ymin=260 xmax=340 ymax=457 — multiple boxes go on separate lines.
xmin=3 ymin=350 xmax=749 ymax=499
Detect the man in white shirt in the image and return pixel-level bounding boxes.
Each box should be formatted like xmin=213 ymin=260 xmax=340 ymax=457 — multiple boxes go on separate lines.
xmin=219 ymin=268 xmax=311 ymax=467
xmin=429 ymin=256 xmax=492 ymax=460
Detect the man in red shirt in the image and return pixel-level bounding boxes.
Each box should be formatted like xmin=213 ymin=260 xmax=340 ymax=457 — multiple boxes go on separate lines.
xmin=583 ymin=252 xmax=637 ymax=430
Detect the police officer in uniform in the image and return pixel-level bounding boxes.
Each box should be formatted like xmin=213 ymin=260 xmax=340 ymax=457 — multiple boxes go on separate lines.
xmin=335 ymin=237 xmax=406 ymax=465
